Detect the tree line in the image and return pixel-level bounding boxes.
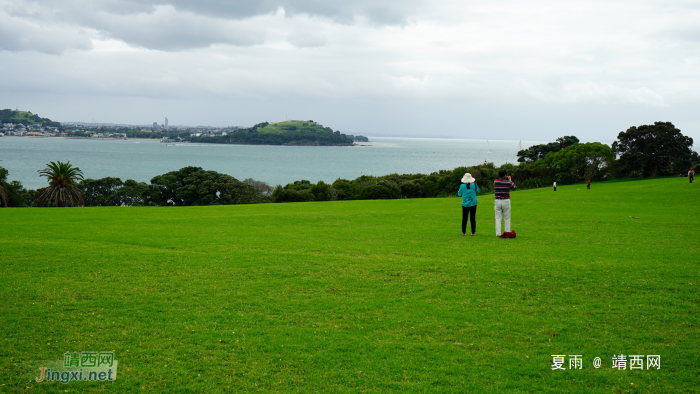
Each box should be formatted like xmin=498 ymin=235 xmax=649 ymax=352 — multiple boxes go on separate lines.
xmin=0 ymin=166 xmax=270 ymax=207
xmin=1 ymin=121 xmax=696 ymax=208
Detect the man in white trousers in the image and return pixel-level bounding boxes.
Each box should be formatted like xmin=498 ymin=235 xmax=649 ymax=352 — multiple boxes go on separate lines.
xmin=493 ymin=169 xmax=517 ymax=236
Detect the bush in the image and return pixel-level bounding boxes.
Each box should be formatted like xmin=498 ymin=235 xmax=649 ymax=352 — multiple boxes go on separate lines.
xmin=0 ymin=166 xmax=30 ymax=207
xmin=399 ymin=181 xmax=421 ymax=198
xmin=358 ymin=184 xmax=399 ymax=200
xmin=273 ymin=189 xmax=314 ymax=203
xmin=332 ymin=179 xmax=356 ymax=200
xmin=310 ymin=181 xmax=335 ymax=201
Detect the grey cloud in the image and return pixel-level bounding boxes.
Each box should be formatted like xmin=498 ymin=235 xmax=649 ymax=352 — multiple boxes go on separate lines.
xmin=3 ymin=0 xmax=424 ymax=52
xmin=288 ymin=29 xmax=326 ymax=48
xmin=28 ymin=0 xmax=425 ymax=25
xmin=0 ymin=11 xmax=92 ymax=54
xmin=107 ymin=0 xmax=424 ymax=24
xmin=669 ymin=26 xmax=700 ymax=43
xmin=88 ymin=7 xmax=266 ymax=51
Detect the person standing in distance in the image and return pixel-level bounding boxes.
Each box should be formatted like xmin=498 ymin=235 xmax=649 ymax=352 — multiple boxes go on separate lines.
xmin=457 ymin=173 xmax=480 ymax=236
xmin=494 ymin=170 xmax=517 ymax=237
xmin=689 ymin=169 xmax=694 ymax=184
xmin=553 ymin=181 xmax=557 ymax=192
xmin=587 ymin=179 xmax=591 ymax=189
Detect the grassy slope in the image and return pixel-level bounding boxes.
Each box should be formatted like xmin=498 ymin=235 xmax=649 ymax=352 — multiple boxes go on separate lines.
xmin=0 ymin=178 xmax=698 ymax=393
xmin=258 ymin=121 xmax=328 ymax=134
xmin=2 ymin=111 xmax=37 ymax=124
xmin=15 ymin=112 xmax=36 ymax=123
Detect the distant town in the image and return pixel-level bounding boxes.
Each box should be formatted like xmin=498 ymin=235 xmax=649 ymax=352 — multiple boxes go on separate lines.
xmin=1 ymin=115 xmax=247 ymax=141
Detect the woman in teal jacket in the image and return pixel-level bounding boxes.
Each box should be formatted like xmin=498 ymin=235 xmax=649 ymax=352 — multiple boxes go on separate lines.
xmin=457 ymin=173 xmax=481 ymax=236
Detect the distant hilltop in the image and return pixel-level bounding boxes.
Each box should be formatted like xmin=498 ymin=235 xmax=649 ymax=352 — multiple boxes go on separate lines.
xmin=187 ymin=120 xmax=369 ymax=146
xmin=0 ymin=109 xmax=61 ymax=128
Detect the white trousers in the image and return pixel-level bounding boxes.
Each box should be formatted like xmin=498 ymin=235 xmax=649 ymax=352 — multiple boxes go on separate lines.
xmin=494 ymin=199 xmax=511 ymax=235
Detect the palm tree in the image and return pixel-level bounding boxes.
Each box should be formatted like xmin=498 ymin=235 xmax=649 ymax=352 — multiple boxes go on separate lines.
xmin=36 ymin=161 xmax=85 ymax=207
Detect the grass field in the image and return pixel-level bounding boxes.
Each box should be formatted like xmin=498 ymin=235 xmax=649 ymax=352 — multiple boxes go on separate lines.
xmin=1 ymin=177 xmax=698 ymax=393
xmin=8 ymin=111 xmax=37 ymax=124
xmin=259 ymin=121 xmax=324 ymax=134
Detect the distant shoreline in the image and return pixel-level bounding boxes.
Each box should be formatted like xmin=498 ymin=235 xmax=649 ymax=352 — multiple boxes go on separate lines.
xmin=1 ymin=135 xmax=372 ymax=145
xmin=2 ymin=135 xmax=163 ymax=142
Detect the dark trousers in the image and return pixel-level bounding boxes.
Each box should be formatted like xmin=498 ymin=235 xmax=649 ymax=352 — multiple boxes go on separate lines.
xmin=462 ymin=205 xmax=477 ymax=234
xmin=587 ymin=184 xmax=590 ymax=189
xmin=690 ymin=175 xmax=694 ymax=183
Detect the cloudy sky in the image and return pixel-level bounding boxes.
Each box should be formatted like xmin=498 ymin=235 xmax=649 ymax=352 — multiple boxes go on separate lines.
xmin=1 ymin=0 xmax=699 ymax=142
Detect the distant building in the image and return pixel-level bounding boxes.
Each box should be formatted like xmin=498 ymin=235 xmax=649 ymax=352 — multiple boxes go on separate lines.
xmin=165 ymin=117 xmax=169 ymax=128
xmin=152 ymin=122 xmax=158 ymax=128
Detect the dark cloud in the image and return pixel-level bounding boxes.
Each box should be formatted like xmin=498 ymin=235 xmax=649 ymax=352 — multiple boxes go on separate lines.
xmin=1 ymin=0 xmax=423 ymax=53
xmin=96 ymin=0 xmax=423 ymax=25
xmin=0 ymin=14 xmax=92 ymax=54
xmin=87 ymin=6 xmax=266 ymax=51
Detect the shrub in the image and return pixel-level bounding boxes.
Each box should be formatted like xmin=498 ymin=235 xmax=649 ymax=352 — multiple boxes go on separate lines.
xmin=358 ymin=184 xmax=399 ymax=200
xmin=332 ymin=179 xmax=356 ymax=200
xmin=273 ymin=189 xmax=304 ymax=203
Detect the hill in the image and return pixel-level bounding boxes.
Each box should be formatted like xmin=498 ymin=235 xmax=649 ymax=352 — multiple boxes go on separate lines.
xmin=188 ymin=120 xmax=368 ymax=146
xmin=0 ymin=109 xmax=61 ymax=127
xmin=258 ymin=120 xmax=328 ymax=134
xmin=0 ymin=177 xmax=697 ymax=391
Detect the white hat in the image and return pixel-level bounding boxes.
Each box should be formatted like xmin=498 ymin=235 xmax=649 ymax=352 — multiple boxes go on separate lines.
xmin=461 ymin=173 xmax=476 ymax=183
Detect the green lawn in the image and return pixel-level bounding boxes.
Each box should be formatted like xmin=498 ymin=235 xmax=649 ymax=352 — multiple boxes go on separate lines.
xmin=1 ymin=177 xmax=698 ymax=393
xmin=10 ymin=111 xmax=37 ymax=124
xmin=259 ymin=120 xmax=324 ymax=134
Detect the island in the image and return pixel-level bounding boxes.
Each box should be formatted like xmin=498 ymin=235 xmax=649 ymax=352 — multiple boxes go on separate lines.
xmin=187 ymin=120 xmax=368 ymax=146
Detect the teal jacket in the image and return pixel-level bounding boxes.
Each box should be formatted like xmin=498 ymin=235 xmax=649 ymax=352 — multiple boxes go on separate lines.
xmin=457 ymin=183 xmax=480 ymax=207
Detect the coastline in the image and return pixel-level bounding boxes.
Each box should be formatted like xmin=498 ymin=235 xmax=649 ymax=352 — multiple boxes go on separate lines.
xmin=1 ymin=135 xmax=161 ymax=142
xmin=1 ymin=135 xmax=368 ymax=145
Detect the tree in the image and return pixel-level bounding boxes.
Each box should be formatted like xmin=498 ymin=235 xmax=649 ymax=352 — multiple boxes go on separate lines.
xmin=150 ymin=166 xmax=258 ymax=206
xmin=310 ymin=180 xmax=335 ymax=201
xmin=36 ymin=161 xmax=85 ymax=207
xmin=79 ymin=177 xmax=124 ymax=206
xmin=612 ymin=122 xmax=695 ymax=178
xmin=0 ymin=166 xmax=10 ymax=207
xmin=399 ymin=181 xmax=421 ymax=198
xmin=118 ymin=179 xmax=152 ymax=206
xmin=243 ymin=178 xmax=274 ymax=197
xmin=540 ymin=142 xmax=615 ymax=182
xmin=272 ymin=188 xmax=313 ymax=203
xmin=76 ymin=177 xmax=153 ymax=206
xmin=358 ymin=181 xmax=400 ymax=200
xmin=517 ymin=136 xmax=580 ymax=163
xmin=332 ymin=179 xmax=356 ymax=200
xmin=0 ymin=180 xmax=7 ymax=207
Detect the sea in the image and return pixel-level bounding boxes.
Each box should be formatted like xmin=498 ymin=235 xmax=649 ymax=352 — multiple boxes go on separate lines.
xmin=0 ymin=137 xmax=544 ymax=190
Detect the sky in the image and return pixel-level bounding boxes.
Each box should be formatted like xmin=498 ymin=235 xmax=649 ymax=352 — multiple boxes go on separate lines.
xmin=1 ymin=0 xmax=699 ymax=142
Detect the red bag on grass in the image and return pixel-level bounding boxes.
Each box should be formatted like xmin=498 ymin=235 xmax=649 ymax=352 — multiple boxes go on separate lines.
xmin=500 ymin=231 xmax=516 ymax=239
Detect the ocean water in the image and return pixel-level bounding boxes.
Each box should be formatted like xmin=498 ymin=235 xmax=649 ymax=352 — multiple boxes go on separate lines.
xmin=0 ymin=137 xmax=542 ymax=189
